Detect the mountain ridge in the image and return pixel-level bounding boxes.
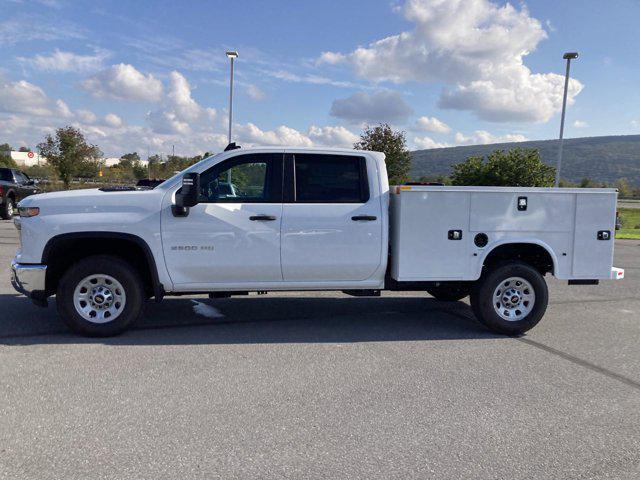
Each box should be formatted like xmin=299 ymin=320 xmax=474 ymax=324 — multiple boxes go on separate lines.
xmin=410 ymin=134 xmax=640 ymax=185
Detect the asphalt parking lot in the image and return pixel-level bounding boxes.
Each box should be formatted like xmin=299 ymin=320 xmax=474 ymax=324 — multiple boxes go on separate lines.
xmin=1 ymin=219 xmax=638 ymax=479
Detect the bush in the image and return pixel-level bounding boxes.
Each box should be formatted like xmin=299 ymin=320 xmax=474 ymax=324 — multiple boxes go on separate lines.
xmin=452 ymin=148 xmax=555 ymax=187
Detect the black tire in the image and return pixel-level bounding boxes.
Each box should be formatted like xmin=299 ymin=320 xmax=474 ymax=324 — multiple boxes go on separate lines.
xmin=470 ymin=261 xmax=548 ymax=335
xmin=57 ymin=255 xmax=145 ymax=336
xmin=1 ymin=196 xmax=14 ymax=220
xmin=426 ymin=282 xmax=471 ymax=301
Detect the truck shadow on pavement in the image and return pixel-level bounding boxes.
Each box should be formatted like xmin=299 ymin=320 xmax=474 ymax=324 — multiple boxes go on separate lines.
xmin=0 ymin=294 xmax=499 ymax=345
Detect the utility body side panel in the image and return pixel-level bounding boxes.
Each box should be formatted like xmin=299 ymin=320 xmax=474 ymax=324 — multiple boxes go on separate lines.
xmin=389 ymin=186 xmax=618 ymax=282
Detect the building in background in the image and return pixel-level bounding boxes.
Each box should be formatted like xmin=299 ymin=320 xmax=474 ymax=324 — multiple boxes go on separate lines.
xmin=101 ymin=157 xmax=149 ymax=167
xmin=0 ymin=151 xmax=47 ymax=167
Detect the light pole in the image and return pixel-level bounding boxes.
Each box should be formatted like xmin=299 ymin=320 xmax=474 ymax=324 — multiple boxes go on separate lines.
xmin=226 ymin=51 xmax=238 ymax=145
xmin=555 ymin=51 xmax=579 ymax=187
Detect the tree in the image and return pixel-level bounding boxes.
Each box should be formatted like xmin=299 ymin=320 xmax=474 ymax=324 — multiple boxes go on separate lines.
xmin=120 ymin=152 xmax=141 ymax=163
xmin=615 ymin=178 xmax=632 ymax=198
xmin=579 ymin=178 xmax=597 ymax=188
xmin=354 ymin=124 xmax=411 ymax=185
xmin=0 ymin=143 xmax=17 ymax=168
xmin=451 ymin=148 xmax=555 ymax=187
xmin=37 ymin=127 xmax=102 ymax=189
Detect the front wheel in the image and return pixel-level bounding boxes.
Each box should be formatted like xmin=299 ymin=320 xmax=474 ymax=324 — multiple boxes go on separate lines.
xmin=470 ymin=262 xmax=548 ymax=335
xmin=57 ymin=255 xmax=145 ymax=336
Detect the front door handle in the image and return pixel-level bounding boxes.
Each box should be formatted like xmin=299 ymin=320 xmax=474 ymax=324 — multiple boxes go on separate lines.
xmin=351 ymin=215 xmax=377 ymax=221
xmin=249 ymin=215 xmax=277 ymax=221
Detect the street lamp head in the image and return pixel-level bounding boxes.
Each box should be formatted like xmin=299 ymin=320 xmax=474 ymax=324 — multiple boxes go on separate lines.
xmin=563 ymin=52 xmax=579 ymax=60
xmin=226 ymin=51 xmax=239 ymax=59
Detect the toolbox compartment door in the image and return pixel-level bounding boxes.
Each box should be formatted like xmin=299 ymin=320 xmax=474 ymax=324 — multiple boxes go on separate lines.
xmin=572 ymin=193 xmax=616 ymax=278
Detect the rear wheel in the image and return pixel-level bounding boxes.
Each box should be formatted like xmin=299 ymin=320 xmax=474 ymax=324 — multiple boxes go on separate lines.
xmin=470 ymin=262 xmax=548 ymax=335
xmin=57 ymin=255 xmax=145 ymax=336
xmin=1 ymin=196 xmax=15 ymax=220
xmin=426 ymin=282 xmax=471 ymax=301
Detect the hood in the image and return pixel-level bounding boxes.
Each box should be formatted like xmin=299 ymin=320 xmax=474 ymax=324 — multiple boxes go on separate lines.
xmin=18 ymin=187 xmax=163 ymax=214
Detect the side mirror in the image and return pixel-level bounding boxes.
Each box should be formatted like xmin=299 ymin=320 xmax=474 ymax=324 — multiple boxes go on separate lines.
xmin=175 ymin=172 xmax=200 ymax=208
xmin=173 ymin=172 xmax=200 ymax=217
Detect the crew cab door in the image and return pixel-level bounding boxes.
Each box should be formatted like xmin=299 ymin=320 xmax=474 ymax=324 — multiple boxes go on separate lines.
xmin=280 ymin=153 xmax=383 ymax=282
xmin=161 ymin=153 xmax=284 ymax=288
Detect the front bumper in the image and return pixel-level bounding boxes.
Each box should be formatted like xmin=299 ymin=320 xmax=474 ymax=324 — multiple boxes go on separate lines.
xmin=11 ymin=259 xmax=47 ymax=296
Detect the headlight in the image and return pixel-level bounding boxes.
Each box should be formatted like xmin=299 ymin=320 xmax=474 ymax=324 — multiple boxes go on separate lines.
xmin=18 ymin=207 xmax=40 ymax=217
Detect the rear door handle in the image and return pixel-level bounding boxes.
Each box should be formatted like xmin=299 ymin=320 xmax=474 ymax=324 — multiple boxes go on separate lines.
xmin=249 ymin=215 xmax=277 ymax=221
xmin=351 ymin=215 xmax=377 ymax=221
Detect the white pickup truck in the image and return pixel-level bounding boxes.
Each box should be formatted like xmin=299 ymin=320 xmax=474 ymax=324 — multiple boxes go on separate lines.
xmin=11 ymin=146 xmax=624 ymax=336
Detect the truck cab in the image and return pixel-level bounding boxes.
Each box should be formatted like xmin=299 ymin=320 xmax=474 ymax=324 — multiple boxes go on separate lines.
xmin=10 ymin=147 xmax=623 ymax=337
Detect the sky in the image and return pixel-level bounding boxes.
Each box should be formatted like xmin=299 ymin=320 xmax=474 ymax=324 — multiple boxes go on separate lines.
xmin=1 ymin=0 xmax=639 ymax=158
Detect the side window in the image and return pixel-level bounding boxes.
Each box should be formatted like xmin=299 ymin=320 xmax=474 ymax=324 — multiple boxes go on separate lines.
xmin=198 ymin=153 xmax=281 ymax=203
xmin=0 ymin=169 xmax=12 ymax=182
xmin=14 ymin=172 xmax=27 ymax=184
xmin=293 ymin=154 xmax=368 ymax=203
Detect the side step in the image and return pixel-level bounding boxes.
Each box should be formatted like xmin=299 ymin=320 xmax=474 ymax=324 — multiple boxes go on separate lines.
xmin=341 ymin=289 xmax=381 ymax=297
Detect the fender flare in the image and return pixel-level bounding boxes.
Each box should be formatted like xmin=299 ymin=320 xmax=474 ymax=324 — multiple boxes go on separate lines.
xmin=42 ymin=231 xmax=164 ymax=301
xmin=475 ymin=238 xmax=559 ymax=279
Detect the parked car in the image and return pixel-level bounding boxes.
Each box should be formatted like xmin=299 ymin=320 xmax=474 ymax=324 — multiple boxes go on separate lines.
xmin=0 ymin=167 xmax=40 ymax=220
xmin=136 ymin=178 xmax=165 ymax=189
xmin=11 ymin=147 xmax=624 ymax=336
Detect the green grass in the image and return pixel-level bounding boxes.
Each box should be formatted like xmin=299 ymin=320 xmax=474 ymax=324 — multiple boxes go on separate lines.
xmin=617 ymin=207 xmax=640 ymax=239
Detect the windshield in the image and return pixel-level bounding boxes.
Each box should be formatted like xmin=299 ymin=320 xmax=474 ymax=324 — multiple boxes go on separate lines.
xmin=156 ymin=153 xmax=221 ymax=189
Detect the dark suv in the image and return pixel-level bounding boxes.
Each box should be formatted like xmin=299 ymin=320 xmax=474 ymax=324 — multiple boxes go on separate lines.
xmin=0 ymin=168 xmax=40 ymax=220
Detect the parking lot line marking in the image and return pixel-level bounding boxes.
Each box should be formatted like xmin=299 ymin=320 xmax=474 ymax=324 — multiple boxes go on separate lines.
xmin=441 ymin=308 xmax=640 ymax=392
xmin=517 ymin=337 xmax=640 ymax=392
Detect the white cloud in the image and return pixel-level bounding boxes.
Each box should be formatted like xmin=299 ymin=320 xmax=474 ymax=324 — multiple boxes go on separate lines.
xmin=573 ymin=120 xmax=588 ymax=128
xmin=438 ymin=70 xmax=583 ymax=122
xmin=321 ymin=0 xmax=583 ymax=123
xmin=76 ymin=109 xmax=97 ymax=123
xmin=318 ymin=51 xmax=347 ymax=65
xmin=0 ymin=70 xmax=358 ymax=157
xmin=17 ymin=48 xmax=110 ymax=73
xmin=233 ymin=124 xmax=359 ymax=149
xmin=308 ymin=125 xmax=359 ymax=148
xmin=414 ymin=136 xmax=450 ymax=149
xmin=415 ymin=116 xmax=451 ymax=133
xmin=55 ymin=99 xmax=73 ymax=118
xmin=454 ymin=130 xmax=527 ymax=146
xmin=0 ymin=77 xmax=54 ymax=116
xmin=147 ymin=71 xmax=216 ymax=135
xmin=263 ymin=69 xmax=361 ymax=88
xmin=0 ymin=16 xmax=83 ymax=46
xmin=330 ymin=91 xmax=413 ymax=123
xmin=235 ymin=123 xmax=314 ymax=147
xmin=104 ymin=113 xmax=123 ymax=128
xmin=632 ymin=119 xmax=640 ymax=128
xmin=246 ymin=84 xmax=266 ymax=101
xmin=81 ymin=64 xmax=163 ymax=102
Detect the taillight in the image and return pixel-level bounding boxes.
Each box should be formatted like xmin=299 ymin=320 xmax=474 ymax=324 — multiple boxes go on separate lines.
xmin=0 ymin=186 xmax=4 ymax=196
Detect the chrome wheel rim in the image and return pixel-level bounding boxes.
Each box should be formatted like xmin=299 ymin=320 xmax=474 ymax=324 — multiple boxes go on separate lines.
xmin=73 ymin=274 xmax=126 ymax=323
xmin=492 ymin=276 xmax=535 ymax=321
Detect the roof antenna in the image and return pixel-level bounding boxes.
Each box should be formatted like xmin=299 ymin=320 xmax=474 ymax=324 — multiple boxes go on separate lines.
xmin=224 ymin=142 xmax=241 ymax=151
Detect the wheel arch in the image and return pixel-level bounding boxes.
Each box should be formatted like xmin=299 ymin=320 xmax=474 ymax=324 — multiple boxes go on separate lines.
xmin=42 ymin=232 xmax=164 ymax=300
xmin=477 ymin=240 xmax=557 ymax=278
